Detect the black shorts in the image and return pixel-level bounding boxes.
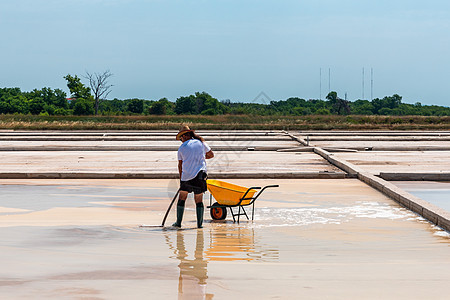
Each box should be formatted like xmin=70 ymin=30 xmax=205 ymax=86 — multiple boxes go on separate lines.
xmin=180 ymin=170 xmax=208 ymax=194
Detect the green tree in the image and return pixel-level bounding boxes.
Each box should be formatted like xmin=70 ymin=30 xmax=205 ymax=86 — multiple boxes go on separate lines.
xmin=73 ymin=98 xmax=94 ymax=115
xmin=371 ymin=94 xmax=402 ymax=114
xmin=99 ymin=98 xmax=126 ymax=114
xmin=10 ymin=95 xmax=29 ymax=114
xmin=53 ymin=107 xmax=69 ymax=115
xmin=175 ymin=92 xmax=226 ymax=115
xmin=326 ymin=91 xmax=350 ymax=115
xmin=64 ymin=74 xmax=94 ymax=115
xmin=0 ymin=101 xmax=11 ymax=114
xmin=350 ymin=100 xmax=374 ymax=115
xmin=315 ymin=108 xmax=331 ymax=115
xmin=149 ymin=98 xmax=174 ymax=115
xmin=64 ymin=74 xmax=91 ymax=100
xmin=292 ymin=106 xmax=311 ymax=115
xmin=202 ymin=95 xmax=226 ymax=114
xmin=175 ymin=95 xmax=196 ymax=114
xmin=386 ymin=94 xmax=402 ymax=109
xmin=193 ymin=92 xmax=210 ymax=114
xmin=126 ymin=99 xmax=144 ymax=114
xmin=25 ymin=87 xmax=68 ymax=110
xmin=28 ymin=97 xmax=46 ymax=114
xmin=0 ymin=88 xmax=29 ymax=114
xmin=149 ymin=101 xmax=166 ymax=115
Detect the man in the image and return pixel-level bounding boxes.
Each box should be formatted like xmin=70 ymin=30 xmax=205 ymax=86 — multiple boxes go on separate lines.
xmin=173 ymin=125 xmax=214 ymax=228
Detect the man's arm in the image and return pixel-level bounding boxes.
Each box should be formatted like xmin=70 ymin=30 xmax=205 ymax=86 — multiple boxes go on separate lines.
xmin=205 ymin=150 xmax=214 ymax=159
xmin=178 ymin=160 xmax=183 ymax=178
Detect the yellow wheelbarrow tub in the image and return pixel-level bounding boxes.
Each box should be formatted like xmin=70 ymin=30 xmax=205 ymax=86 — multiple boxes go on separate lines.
xmin=206 ymin=179 xmax=279 ymax=223
xmin=206 ymin=179 xmax=257 ymax=206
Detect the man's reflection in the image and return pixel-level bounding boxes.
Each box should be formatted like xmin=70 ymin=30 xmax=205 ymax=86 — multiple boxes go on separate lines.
xmin=173 ymin=230 xmax=213 ymax=300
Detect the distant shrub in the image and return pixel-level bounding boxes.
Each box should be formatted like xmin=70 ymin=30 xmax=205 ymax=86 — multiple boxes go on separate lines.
xmin=73 ymin=98 xmax=94 ymax=115
xmin=201 ymin=108 xmax=217 ymax=115
xmin=54 ymin=108 xmax=69 ymax=116
xmin=315 ymin=108 xmax=331 ymax=115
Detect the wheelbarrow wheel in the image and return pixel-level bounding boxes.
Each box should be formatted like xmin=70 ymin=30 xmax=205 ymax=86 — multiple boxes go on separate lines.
xmin=210 ymin=202 xmax=227 ymax=220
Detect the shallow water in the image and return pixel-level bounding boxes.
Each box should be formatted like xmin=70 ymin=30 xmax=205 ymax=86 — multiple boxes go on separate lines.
xmin=394 ymin=181 xmax=450 ymax=212
xmin=409 ymin=190 xmax=450 ymax=212
xmin=0 ymin=179 xmax=449 ymax=299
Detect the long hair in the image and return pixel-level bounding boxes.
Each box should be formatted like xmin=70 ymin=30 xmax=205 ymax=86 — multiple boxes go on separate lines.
xmin=187 ymin=131 xmax=205 ymax=143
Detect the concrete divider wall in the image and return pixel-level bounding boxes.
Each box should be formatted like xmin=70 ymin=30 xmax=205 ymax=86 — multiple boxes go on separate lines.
xmin=380 ymin=172 xmax=450 ymax=181
xmin=357 ymin=171 xmax=450 ymax=232
xmin=313 ymin=148 xmax=359 ymax=177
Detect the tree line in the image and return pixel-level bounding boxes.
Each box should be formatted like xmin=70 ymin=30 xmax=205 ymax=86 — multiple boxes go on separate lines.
xmin=0 ymin=74 xmax=449 ymax=116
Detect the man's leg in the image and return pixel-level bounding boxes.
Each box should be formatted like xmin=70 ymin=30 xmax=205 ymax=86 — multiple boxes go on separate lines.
xmin=194 ymin=193 xmax=204 ymax=228
xmin=173 ymin=191 xmax=188 ymax=227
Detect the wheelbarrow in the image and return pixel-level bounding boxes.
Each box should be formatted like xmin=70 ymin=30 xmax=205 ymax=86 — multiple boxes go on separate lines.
xmin=206 ymin=179 xmax=279 ymax=223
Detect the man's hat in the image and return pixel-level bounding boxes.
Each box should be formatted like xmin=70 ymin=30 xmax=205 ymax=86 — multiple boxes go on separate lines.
xmin=176 ymin=125 xmax=194 ymax=140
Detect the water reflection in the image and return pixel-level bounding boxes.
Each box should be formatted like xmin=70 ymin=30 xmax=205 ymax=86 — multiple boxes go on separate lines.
xmin=205 ymin=226 xmax=279 ymax=262
xmin=166 ymin=230 xmax=213 ymax=300
xmin=164 ymin=225 xmax=278 ymax=299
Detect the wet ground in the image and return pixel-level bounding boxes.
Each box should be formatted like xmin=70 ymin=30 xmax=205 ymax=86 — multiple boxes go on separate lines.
xmin=1 ymin=130 xmax=450 ymax=299
xmin=0 ymin=179 xmax=449 ymax=299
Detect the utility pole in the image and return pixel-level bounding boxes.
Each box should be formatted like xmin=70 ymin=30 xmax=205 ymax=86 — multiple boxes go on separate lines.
xmin=319 ymin=68 xmax=322 ymax=100
xmin=362 ymin=67 xmax=365 ymax=100
xmin=328 ymin=68 xmax=331 ymax=93
xmin=371 ymin=68 xmax=373 ymax=100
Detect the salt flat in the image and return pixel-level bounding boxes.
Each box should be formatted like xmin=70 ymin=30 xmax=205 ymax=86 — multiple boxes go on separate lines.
xmin=0 ymin=130 xmax=449 ymax=299
xmin=0 ymin=179 xmax=448 ymax=299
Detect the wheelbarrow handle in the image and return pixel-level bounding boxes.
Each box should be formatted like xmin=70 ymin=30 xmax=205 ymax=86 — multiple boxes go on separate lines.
xmin=241 ymin=186 xmax=261 ymax=199
xmin=254 ymin=184 xmax=279 ymax=198
xmin=248 ymin=186 xmax=262 ymax=190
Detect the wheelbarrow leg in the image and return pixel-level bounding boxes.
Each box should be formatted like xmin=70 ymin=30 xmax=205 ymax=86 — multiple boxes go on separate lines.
xmin=238 ymin=206 xmax=240 ymax=223
xmin=252 ymin=203 xmax=255 ymax=221
xmin=241 ymin=206 xmax=249 ymax=221
xmin=230 ymin=207 xmax=236 ymax=223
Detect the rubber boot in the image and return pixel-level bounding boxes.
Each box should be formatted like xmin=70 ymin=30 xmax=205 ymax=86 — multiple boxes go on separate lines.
xmin=196 ymin=202 xmax=204 ymax=228
xmin=172 ymin=201 xmax=185 ymax=227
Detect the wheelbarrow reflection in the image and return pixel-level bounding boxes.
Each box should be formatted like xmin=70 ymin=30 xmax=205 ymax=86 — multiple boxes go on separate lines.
xmin=205 ymin=226 xmax=279 ymax=262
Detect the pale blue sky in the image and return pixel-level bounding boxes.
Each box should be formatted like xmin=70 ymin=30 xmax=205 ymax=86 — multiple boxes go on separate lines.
xmin=1 ymin=0 xmax=449 ymax=106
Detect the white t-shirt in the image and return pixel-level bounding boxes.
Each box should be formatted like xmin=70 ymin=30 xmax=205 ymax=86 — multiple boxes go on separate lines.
xmin=177 ymin=139 xmax=211 ymax=181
